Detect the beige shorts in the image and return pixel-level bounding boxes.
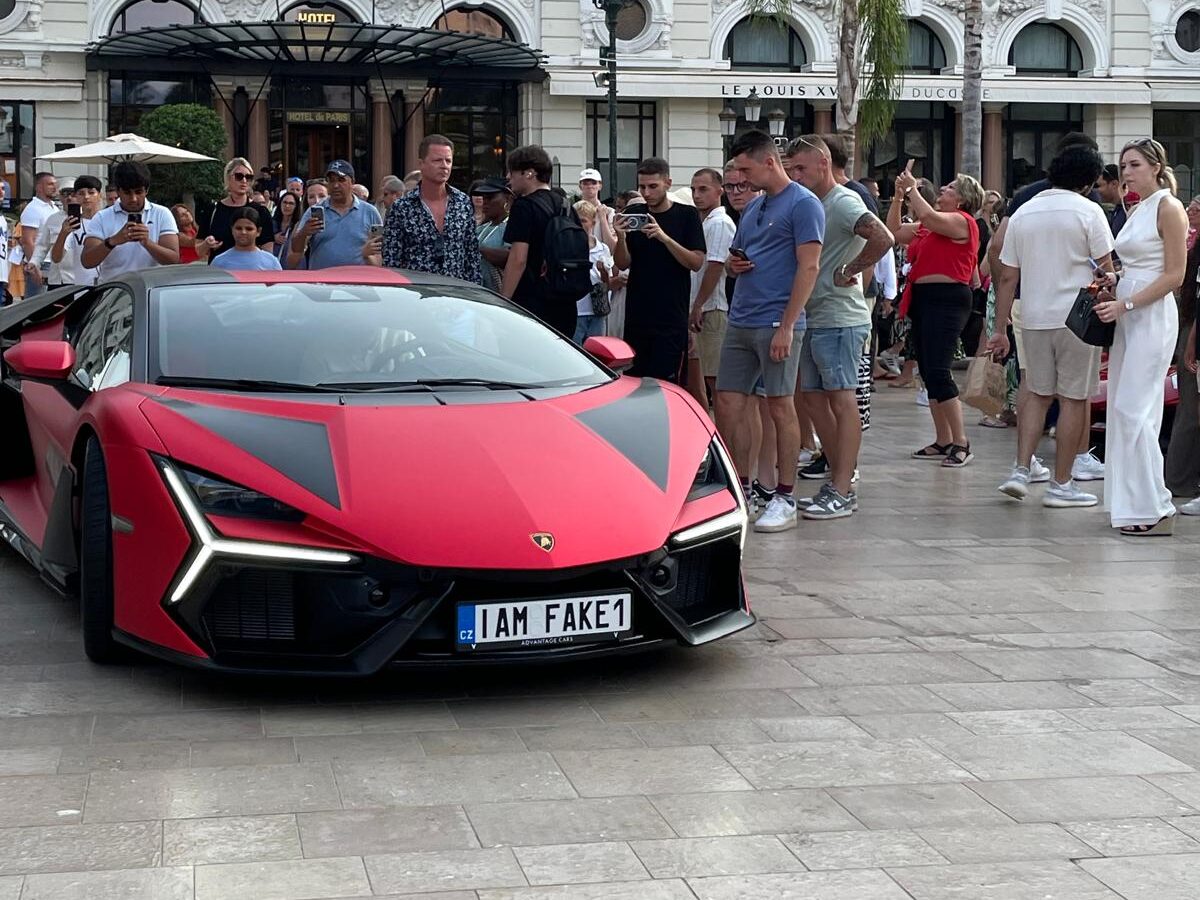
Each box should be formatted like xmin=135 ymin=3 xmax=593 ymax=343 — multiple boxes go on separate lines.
xmin=1012 ymin=299 xmax=1026 ymax=369
xmin=1022 ymin=327 xmax=1100 ymax=400
xmin=697 ymin=309 xmax=728 ymax=378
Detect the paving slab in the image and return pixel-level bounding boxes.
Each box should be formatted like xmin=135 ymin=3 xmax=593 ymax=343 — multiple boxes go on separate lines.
xmin=629 ymin=835 xmax=806 ymax=877
xmin=513 ymin=841 xmax=649 ymax=884
xmin=648 ymin=788 xmax=863 ymax=837
xmin=19 ymin=866 xmax=195 ymax=900
xmin=718 ymin=739 xmax=974 ymax=789
xmin=364 ymin=848 xmax=527 ymax=894
xmin=827 ymin=783 xmax=1013 ymax=829
xmin=781 ymin=828 xmax=946 ymax=869
xmin=687 ymin=869 xmax=915 ymax=899
xmin=914 ymin=823 xmax=1099 ymax=863
xmin=1064 ymin=818 xmax=1200 ymax=856
xmin=1079 ymin=853 xmax=1200 ymax=900
xmin=467 ymin=797 xmax=674 ymax=847
xmin=887 ymin=859 xmax=1124 ymax=899
xmin=969 ymin=776 xmax=1195 ymax=822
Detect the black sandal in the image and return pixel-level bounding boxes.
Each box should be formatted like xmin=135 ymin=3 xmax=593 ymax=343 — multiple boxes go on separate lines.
xmin=912 ymin=443 xmax=949 ymax=460
xmin=942 ymin=444 xmax=974 ymax=467
xmin=1120 ymin=516 xmax=1175 ymax=537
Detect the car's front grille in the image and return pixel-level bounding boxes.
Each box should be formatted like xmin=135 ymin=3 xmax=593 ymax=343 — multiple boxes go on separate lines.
xmin=659 ymin=539 xmax=742 ymax=627
xmin=205 ymin=570 xmax=296 ymax=642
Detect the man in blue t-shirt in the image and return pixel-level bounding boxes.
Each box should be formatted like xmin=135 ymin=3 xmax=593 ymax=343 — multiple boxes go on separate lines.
xmin=715 ymin=129 xmax=825 ymax=534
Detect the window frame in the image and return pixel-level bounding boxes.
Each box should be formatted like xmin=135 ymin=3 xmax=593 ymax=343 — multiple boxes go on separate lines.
xmin=1008 ymin=22 xmax=1084 ymax=77
xmin=723 ymin=17 xmax=809 ymax=72
xmin=905 ymin=20 xmax=947 ymax=74
xmin=107 ymin=0 xmax=201 ymax=35
xmin=70 ymin=287 xmax=135 ymax=394
xmin=585 ymin=100 xmax=658 ymax=194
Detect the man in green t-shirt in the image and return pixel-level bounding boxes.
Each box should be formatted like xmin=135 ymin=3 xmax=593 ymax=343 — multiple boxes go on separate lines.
xmin=783 ymin=134 xmax=895 ymax=520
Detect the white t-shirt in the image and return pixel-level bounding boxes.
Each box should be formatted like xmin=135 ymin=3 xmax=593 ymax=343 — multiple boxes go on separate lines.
xmin=577 ymin=240 xmax=614 ymax=317
xmin=31 ymin=210 xmax=70 ymax=285
xmin=691 ymin=206 xmax=736 ymax=313
xmin=19 ymin=196 xmax=56 ymax=234
xmin=1000 ymin=188 xmax=1115 ymax=330
xmin=83 ymin=200 xmax=179 ymax=281
xmin=0 ymin=215 xmax=9 ymax=283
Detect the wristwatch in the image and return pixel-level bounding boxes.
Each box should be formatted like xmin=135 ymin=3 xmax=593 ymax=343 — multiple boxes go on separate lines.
xmin=103 ymin=237 xmax=115 ymax=250
xmin=1123 ymin=299 xmax=1135 ymax=312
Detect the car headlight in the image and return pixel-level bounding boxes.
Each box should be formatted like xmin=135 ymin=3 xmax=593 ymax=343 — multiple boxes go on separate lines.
xmin=689 ymin=441 xmax=729 ymax=501
xmin=673 ymin=438 xmax=748 ymax=550
xmin=179 ymin=466 xmax=305 ymax=522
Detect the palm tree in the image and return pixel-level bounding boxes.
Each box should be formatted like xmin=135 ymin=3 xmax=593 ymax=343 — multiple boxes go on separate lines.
xmin=961 ymin=0 xmax=984 ymax=180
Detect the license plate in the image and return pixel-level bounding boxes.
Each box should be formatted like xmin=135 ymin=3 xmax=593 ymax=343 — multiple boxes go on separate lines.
xmin=457 ymin=593 xmax=632 ymax=650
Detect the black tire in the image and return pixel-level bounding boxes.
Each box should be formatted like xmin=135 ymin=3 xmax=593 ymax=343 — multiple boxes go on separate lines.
xmin=79 ymin=436 xmax=122 ymax=663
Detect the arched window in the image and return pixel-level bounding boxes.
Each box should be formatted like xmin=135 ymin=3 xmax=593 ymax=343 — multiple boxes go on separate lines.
xmin=724 ymin=17 xmax=808 ymax=71
xmin=1009 ymin=22 xmax=1083 ymax=76
xmin=109 ymin=0 xmax=200 ymax=35
xmin=907 ymin=21 xmax=947 ymax=73
xmin=434 ymin=6 xmax=515 ymax=40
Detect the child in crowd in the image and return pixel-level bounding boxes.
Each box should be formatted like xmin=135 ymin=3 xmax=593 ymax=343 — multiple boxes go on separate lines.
xmin=211 ymin=208 xmax=281 ymax=272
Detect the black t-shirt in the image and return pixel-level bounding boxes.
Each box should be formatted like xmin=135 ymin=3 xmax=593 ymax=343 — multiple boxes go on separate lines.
xmin=197 ymin=200 xmax=274 ymax=260
xmin=847 ymin=179 xmax=880 ymax=216
xmin=504 ymin=189 xmax=558 ymax=310
xmin=622 ymin=201 xmax=706 ymax=334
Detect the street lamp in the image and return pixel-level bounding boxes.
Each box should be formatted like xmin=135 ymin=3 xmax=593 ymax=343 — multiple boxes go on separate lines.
xmin=593 ymin=0 xmax=628 ymax=194
xmin=767 ymin=107 xmax=787 ymax=139
xmin=719 ymin=103 xmax=737 ymax=158
xmin=743 ymin=87 xmax=762 ymax=125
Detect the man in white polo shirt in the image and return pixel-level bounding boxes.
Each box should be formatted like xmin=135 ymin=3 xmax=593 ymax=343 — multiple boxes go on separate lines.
xmin=20 ymin=171 xmax=58 ymax=298
xmin=81 ymin=161 xmax=179 ymax=281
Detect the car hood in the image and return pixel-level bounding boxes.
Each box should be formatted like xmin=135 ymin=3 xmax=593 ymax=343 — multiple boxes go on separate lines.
xmin=138 ymin=378 xmax=717 ymax=569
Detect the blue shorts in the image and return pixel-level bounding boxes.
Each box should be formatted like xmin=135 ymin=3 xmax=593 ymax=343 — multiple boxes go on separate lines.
xmin=800 ymin=325 xmax=871 ymax=392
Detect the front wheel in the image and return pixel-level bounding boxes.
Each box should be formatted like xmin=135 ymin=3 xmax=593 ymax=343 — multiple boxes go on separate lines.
xmin=79 ymin=436 xmax=121 ymax=663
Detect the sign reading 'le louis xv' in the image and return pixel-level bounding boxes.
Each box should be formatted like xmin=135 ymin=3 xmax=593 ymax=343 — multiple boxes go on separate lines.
xmin=721 ymin=84 xmax=992 ymax=101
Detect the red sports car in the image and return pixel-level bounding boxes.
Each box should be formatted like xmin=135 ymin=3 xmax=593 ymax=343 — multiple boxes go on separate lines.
xmin=1089 ymin=353 xmax=1180 ymax=459
xmin=0 ymin=266 xmax=751 ymax=674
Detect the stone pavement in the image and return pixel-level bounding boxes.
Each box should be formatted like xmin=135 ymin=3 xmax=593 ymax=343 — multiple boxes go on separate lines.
xmin=1 ymin=388 xmax=1200 ymax=899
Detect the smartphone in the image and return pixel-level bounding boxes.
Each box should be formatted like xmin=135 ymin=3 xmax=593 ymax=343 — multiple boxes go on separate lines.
xmin=368 ymin=223 xmax=384 ymax=239
xmin=615 ymin=212 xmax=650 ymax=232
xmin=126 ymin=212 xmax=142 ymax=225
xmin=67 ymin=203 xmax=81 ymax=220
xmin=730 ymin=248 xmax=750 ymax=262
xmin=310 ymin=207 xmax=325 ymax=228
xmin=904 ymin=158 xmax=916 ymax=174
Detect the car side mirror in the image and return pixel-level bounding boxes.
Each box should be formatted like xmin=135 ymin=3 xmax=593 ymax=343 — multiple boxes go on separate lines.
xmin=3 ymin=341 xmax=76 ymax=380
xmin=583 ymin=336 xmax=635 ymax=373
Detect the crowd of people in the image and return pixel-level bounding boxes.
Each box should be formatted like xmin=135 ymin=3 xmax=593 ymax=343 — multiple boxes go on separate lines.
xmin=2 ymin=128 xmax=1197 ymax=535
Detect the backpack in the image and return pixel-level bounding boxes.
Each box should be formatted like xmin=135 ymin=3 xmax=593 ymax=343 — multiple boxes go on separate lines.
xmin=534 ymin=192 xmax=593 ymax=304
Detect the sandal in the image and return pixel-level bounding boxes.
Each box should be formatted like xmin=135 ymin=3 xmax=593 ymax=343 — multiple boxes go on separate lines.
xmin=1120 ymin=516 xmax=1175 ymax=537
xmin=912 ymin=443 xmax=949 ymax=460
xmin=941 ymin=444 xmax=974 ymax=467
xmin=978 ymin=415 xmax=1009 ymax=429
xmin=889 ymin=379 xmax=916 ymax=389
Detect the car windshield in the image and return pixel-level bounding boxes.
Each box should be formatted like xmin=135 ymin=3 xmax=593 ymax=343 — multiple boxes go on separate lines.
xmin=149 ymin=282 xmax=612 ymax=391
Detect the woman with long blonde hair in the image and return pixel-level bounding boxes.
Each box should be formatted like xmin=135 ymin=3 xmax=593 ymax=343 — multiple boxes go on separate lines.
xmin=1094 ymin=138 xmax=1188 ymax=535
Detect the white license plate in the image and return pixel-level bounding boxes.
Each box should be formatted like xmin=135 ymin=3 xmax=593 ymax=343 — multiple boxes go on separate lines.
xmin=457 ymin=593 xmax=632 ymax=650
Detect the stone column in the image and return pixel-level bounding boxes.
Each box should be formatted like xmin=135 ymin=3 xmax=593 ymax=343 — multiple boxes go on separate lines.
xmin=370 ymin=80 xmax=395 ymax=187
xmin=211 ymin=80 xmax=237 ymax=162
xmin=247 ymin=99 xmax=269 ymax=169
xmin=812 ymin=102 xmax=834 ymax=135
xmin=402 ymin=85 xmax=428 ymax=174
xmin=983 ymin=104 xmax=1005 ymax=193
xmin=953 ymin=104 xmax=963 ymax=172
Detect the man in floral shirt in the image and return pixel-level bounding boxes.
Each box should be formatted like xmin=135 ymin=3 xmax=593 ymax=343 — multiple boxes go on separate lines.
xmin=379 ymin=134 xmax=482 ymax=284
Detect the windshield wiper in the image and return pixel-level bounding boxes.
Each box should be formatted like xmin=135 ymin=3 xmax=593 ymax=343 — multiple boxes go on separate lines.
xmin=156 ymin=375 xmax=345 ymax=394
xmin=317 ymin=378 xmax=540 ymax=392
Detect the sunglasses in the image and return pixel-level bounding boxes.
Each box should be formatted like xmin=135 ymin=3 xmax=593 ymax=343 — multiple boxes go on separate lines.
xmin=230 ymin=172 xmax=254 ymax=182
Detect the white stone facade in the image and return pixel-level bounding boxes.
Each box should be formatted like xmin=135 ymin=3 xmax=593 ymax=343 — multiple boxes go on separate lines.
xmin=0 ymin=0 xmax=1197 ymax=201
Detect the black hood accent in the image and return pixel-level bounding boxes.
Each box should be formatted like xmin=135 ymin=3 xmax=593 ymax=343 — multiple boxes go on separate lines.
xmin=156 ymin=398 xmax=341 ymax=509
xmin=575 ymin=379 xmax=670 ymax=491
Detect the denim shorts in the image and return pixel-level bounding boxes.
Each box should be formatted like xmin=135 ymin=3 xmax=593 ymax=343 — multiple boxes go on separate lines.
xmin=716 ymin=325 xmax=803 ymax=397
xmin=799 ymin=324 xmax=872 ymax=392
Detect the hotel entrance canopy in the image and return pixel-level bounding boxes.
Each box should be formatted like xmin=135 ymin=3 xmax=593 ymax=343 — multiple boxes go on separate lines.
xmin=86 ymin=22 xmax=547 ymax=82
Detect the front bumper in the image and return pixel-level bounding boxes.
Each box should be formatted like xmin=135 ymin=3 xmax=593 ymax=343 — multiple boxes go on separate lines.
xmin=121 ymin=533 xmax=751 ymax=675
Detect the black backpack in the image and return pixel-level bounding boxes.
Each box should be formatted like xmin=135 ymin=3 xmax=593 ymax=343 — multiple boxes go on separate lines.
xmin=534 ymin=192 xmax=593 ymax=304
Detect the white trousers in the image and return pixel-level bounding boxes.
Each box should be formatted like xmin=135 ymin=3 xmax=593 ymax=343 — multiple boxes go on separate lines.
xmin=1104 ymin=277 xmax=1178 ymax=527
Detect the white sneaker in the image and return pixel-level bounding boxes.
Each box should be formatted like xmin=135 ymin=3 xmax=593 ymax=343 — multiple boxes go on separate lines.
xmin=797 ymin=448 xmax=819 ymax=467
xmin=916 ymin=389 xmax=930 ymax=407
xmin=878 ymin=351 xmax=902 ymax=375
xmin=1029 ymin=457 xmax=1051 ymax=484
xmin=851 ymin=468 xmax=860 ymax=484
xmin=753 ymin=495 xmax=798 ymax=532
xmin=1043 ymin=479 xmax=1099 ymax=508
xmin=1072 ymin=450 xmax=1105 ymax=482
xmin=999 ymin=465 xmax=1030 ymax=500
xmin=1179 ymin=496 xmax=1200 ymax=516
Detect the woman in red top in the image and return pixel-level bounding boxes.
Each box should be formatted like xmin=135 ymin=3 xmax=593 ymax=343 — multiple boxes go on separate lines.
xmin=887 ymin=171 xmax=984 ymax=467
xmin=172 ymin=205 xmax=200 ymax=264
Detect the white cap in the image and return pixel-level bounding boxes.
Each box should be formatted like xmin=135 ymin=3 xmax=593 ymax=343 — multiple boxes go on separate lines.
xmin=579 ymin=168 xmax=603 ymax=183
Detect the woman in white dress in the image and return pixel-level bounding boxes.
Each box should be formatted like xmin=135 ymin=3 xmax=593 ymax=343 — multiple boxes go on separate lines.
xmin=1095 ymin=139 xmax=1188 ymax=536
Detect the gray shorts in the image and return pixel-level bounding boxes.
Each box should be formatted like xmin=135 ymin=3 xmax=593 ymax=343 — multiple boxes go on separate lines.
xmin=716 ymin=324 xmax=804 ymax=397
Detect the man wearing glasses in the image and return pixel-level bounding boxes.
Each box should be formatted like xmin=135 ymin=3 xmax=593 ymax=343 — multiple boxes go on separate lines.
xmin=716 ymin=130 xmax=825 ymax=534
xmin=289 ymin=160 xmax=382 ymax=270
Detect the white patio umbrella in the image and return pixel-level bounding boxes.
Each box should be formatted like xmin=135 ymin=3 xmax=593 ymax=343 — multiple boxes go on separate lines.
xmin=36 ymin=133 xmax=215 ymax=165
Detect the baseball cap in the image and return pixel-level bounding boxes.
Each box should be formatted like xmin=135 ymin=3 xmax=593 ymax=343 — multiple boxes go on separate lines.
xmin=579 ymin=168 xmax=603 ymax=183
xmin=286 ymin=175 xmax=304 ymax=185
xmin=470 ymin=177 xmax=512 ymax=195
xmin=325 ymin=160 xmax=355 ymax=180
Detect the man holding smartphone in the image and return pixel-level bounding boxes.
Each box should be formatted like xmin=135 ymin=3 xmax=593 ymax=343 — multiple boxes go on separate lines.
xmin=290 ymin=159 xmax=382 ymax=270
xmin=82 ymin=161 xmax=179 ymax=280
xmin=32 ymin=176 xmax=104 ymax=289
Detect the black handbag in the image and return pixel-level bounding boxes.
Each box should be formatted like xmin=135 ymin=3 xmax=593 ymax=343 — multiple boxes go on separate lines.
xmin=1064 ymin=286 xmax=1114 ymax=347
xmin=589 ymin=281 xmax=611 ymax=316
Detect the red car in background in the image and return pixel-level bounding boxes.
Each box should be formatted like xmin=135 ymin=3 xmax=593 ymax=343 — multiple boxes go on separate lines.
xmin=0 ymin=267 xmax=752 ymax=674
xmin=1089 ymin=353 xmax=1180 ymax=459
